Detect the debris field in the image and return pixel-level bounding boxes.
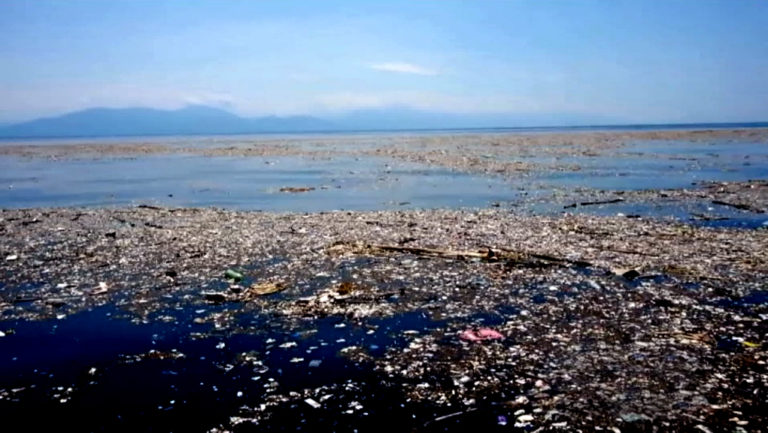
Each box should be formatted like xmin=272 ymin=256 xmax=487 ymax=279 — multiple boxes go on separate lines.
xmin=1 ymin=200 xmax=766 ymax=432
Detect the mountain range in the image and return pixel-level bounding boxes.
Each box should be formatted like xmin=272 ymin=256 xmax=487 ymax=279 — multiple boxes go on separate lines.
xmin=0 ymin=105 xmax=625 ymax=138
xmin=0 ymin=106 xmax=332 ymax=138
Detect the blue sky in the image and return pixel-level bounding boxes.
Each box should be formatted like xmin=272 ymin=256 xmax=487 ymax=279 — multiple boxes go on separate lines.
xmin=1 ymin=0 xmax=767 ymax=123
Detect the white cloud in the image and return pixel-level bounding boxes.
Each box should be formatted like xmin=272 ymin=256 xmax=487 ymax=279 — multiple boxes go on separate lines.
xmin=369 ymin=62 xmax=437 ymax=76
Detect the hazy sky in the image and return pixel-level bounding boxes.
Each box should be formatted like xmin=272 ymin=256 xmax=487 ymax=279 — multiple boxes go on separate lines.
xmin=1 ymin=0 xmax=767 ymax=123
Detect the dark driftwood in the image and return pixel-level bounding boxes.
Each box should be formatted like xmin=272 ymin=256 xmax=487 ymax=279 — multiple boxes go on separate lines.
xmin=690 ymin=212 xmax=730 ymax=221
xmin=137 ymin=204 xmax=164 ymax=210
xmin=564 ymin=198 xmax=624 ymax=209
xmin=711 ymin=200 xmax=764 ymax=213
xmin=12 ymin=296 xmax=42 ymax=304
xmin=279 ymin=187 xmax=315 ymax=193
xmin=331 ymin=242 xmax=592 ymax=268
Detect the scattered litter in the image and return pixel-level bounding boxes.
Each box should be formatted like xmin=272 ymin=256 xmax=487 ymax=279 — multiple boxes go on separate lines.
xmin=459 ymin=328 xmax=504 ymax=342
xmin=203 ymin=292 xmax=228 ymax=303
xmin=224 ymin=269 xmax=244 ymax=281
xmin=91 ymin=282 xmax=109 ymax=295
xmin=247 ymin=281 xmax=286 ymax=297
xmin=1 ymin=172 xmax=768 ymax=431
xmin=612 ymin=267 xmax=640 ymax=280
xmin=564 ymin=198 xmax=624 ymax=209
xmin=279 ymin=187 xmax=315 ymax=193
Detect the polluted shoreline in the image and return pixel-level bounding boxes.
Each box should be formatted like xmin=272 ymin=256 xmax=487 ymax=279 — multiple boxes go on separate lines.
xmin=1 ymin=129 xmax=768 ymax=186
xmin=1 ymin=130 xmax=767 ymax=432
xmin=1 ymin=195 xmax=767 ymax=431
xmin=4 ymin=1 xmax=768 ymax=430
xmin=2 ymin=128 xmax=768 ymax=215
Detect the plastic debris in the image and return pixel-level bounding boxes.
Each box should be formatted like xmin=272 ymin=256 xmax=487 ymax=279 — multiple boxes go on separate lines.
xmin=612 ymin=267 xmax=640 ymax=280
xmin=459 ymin=328 xmax=504 ymax=342
xmin=91 ymin=282 xmax=109 ymax=295
xmin=279 ymin=187 xmax=315 ymax=193
xmin=247 ymin=281 xmax=286 ymax=296
xmin=224 ymin=269 xmax=244 ymax=281
xmin=2 ymin=169 xmax=768 ymax=431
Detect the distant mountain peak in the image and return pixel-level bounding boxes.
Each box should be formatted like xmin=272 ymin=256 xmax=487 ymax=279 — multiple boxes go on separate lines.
xmin=0 ymin=104 xmax=632 ymax=138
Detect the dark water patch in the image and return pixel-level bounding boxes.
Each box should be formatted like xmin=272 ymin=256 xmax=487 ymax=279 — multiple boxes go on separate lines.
xmin=680 ymin=282 xmax=702 ymax=291
xmin=740 ymin=291 xmax=768 ymax=305
xmin=715 ymin=290 xmax=768 ymax=310
xmin=715 ymin=336 xmax=745 ymax=353
xmin=0 ymin=301 xmax=455 ymax=431
xmin=621 ymin=273 xmax=675 ymax=289
xmin=463 ymin=311 xmax=507 ymax=326
xmin=1 ymin=281 xmax=46 ymax=303
xmin=693 ymin=217 xmax=768 ymax=229
xmin=494 ymin=304 xmax=521 ymax=317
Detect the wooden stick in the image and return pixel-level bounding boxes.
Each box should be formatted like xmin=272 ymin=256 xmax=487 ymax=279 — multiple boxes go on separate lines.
xmin=564 ymin=198 xmax=624 ymax=209
xmin=332 ymin=242 xmax=592 ymax=268
xmin=711 ymin=200 xmax=764 ymax=213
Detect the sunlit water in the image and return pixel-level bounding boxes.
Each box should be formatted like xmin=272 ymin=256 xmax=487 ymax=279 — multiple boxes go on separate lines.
xmin=1 ymin=135 xmax=768 ymax=430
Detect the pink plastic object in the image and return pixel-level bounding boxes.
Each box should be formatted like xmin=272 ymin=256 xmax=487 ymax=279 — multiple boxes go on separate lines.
xmin=476 ymin=328 xmax=504 ymax=339
xmin=460 ymin=328 xmax=504 ymax=342
xmin=459 ymin=330 xmax=482 ymax=341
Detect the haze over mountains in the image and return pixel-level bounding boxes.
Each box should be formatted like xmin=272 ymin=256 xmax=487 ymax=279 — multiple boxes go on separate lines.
xmin=0 ymin=105 xmax=629 ymax=138
xmin=0 ymin=106 xmax=331 ymax=138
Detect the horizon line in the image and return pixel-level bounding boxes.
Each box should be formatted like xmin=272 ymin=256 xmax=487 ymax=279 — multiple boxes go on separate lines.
xmin=1 ymin=121 xmax=767 ymax=141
